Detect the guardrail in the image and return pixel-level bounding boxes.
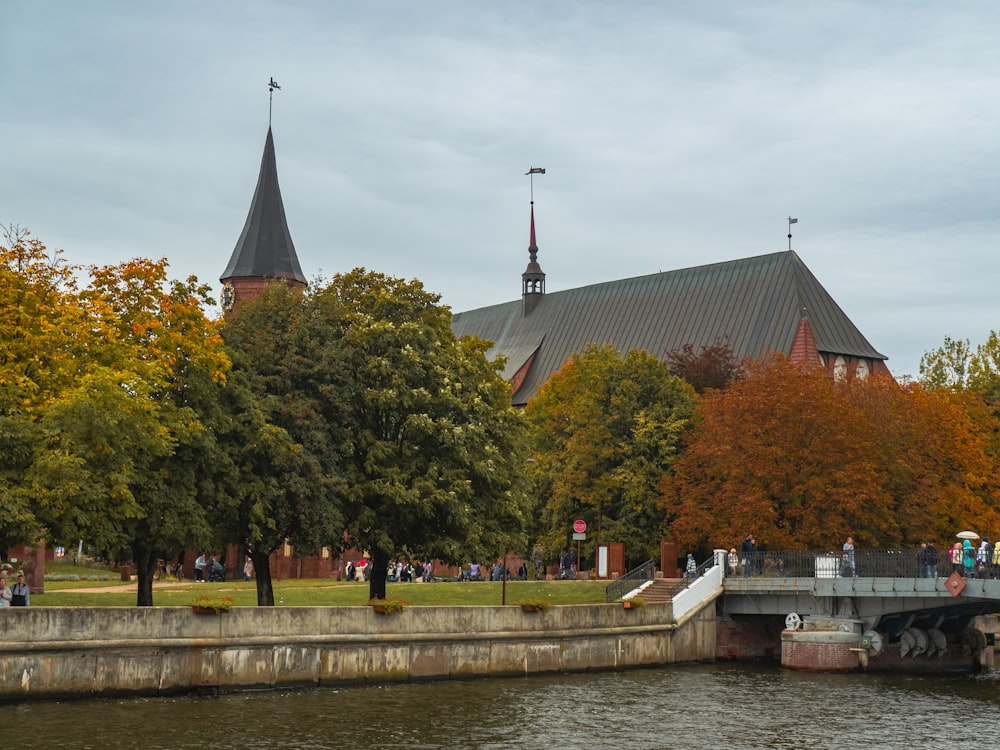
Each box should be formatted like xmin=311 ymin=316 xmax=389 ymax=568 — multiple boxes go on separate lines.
xmin=605 ymin=559 xmax=656 ymax=602
xmin=725 ymin=548 xmax=971 ymax=579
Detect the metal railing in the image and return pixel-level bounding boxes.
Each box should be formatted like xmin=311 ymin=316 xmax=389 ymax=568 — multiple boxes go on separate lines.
xmin=666 ymin=555 xmax=718 ymax=598
xmin=723 ymin=548 xmax=962 ymax=580
xmin=605 ymin=559 xmax=656 ymax=602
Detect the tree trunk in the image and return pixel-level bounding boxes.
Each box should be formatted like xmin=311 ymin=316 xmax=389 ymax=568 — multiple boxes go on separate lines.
xmin=132 ymin=541 xmax=157 ymax=607
xmin=368 ymin=548 xmax=389 ymax=600
xmin=251 ymin=549 xmax=275 ymax=606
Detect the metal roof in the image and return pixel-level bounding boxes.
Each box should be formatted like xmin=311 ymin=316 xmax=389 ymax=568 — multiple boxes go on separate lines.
xmin=451 ymin=251 xmax=887 ymax=406
xmin=221 ymin=127 xmax=307 ymax=284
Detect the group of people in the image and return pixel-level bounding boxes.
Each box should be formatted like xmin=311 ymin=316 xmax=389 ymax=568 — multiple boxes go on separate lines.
xmin=193 ymin=552 xmax=226 ymax=582
xmin=388 ymin=560 xmax=434 ymax=583
xmin=725 ymin=534 xmax=760 ymax=578
xmin=0 ymin=574 xmax=31 ymax=607
xmin=946 ymin=538 xmax=1000 ymax=579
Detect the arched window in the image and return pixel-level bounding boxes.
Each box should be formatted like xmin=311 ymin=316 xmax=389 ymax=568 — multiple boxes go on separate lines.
xmin=834 ymin=356 xmax=847 ymax=382
xmin=856 ymin=360 xmax=869 ymax=380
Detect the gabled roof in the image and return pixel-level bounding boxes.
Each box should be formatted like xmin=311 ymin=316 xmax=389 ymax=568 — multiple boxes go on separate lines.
xmin=221 ymin=127 xmax=307 ymax=284
xmin=451 ymin=251 xmax=887 ymax=406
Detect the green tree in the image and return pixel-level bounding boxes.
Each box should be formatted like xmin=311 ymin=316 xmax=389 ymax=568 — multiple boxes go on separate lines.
xmin=329 ymin=269 xmax=532 ymax=600
xmin=525 ymin=344 xmax=696 ymax=569
xmin=87 ymin=259 xmax=230 ymax=606
xmin=219 ymin=282 xmax=345 ymax=606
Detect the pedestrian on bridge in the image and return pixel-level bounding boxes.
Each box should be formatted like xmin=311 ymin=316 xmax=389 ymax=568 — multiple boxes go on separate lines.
xmin=740 ymin=535 xmax=756 ymax=578
xmin=919 ymin=542 xmax=939 ymax=578
xmin=842 ymin=536 xmax=856 ymax=577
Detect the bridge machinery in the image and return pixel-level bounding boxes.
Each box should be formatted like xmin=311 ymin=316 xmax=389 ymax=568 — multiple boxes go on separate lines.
xmin=721 ymin=569 xmax=1000 ymax=671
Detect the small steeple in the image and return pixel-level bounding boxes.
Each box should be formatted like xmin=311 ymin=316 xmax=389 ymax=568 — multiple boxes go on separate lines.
xmin=522 ymin=167 xmax=546 ymax=315
xmin=221 ymin=127 xmax=306 ymax=287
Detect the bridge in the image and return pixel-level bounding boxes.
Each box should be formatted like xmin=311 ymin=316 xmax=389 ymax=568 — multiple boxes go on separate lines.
xmin=610 ymin=548 xmax=1000 ymax=667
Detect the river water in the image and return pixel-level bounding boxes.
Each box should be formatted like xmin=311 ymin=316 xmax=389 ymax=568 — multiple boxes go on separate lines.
xmin=3 ymin=664 xmax=998 ymax=749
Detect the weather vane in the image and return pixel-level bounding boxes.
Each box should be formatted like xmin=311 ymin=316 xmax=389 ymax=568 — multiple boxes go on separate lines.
xmin=268 ymin=77 xmax=281 ymax=127
xmin=787 ymin=216 xmax=798 ymax=251
xmin=526 ymin=167 xmax=546 ymax=204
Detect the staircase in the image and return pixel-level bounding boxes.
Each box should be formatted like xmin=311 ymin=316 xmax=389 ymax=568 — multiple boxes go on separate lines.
xmin=636 ymin=578 xmax=682 ymax=604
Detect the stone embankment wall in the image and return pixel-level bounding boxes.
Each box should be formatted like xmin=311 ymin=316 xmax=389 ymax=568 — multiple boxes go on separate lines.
xmin=0 ymin=601 xmax=716 ymax=701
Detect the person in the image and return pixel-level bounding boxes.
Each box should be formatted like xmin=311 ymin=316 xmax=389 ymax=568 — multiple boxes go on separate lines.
xmin=0 ymin=577 xmax=10 ymax=607
xmin=962 ymin=538 xmax=975 ymax=577
xmin=469 ymin=562 xmax=481 ymax=580
xmin=684 ymin=554 xmax=697 ymax=581
xmin=566 ymin=548 xmax=577 ymax=579
xmin=922 ymin=541 xmax=939 ymax=579
xmin=727 ymin=548 xmax=739 ymax=577
xmin=242 ymin=556 xmax=254 ymax=583
xmin=10 ymin=574 xmax=29 ymax=606
xmin=993 ymin=540 xmax=1000 ymax=580
xmin=346 ymin=560 xmax=355 ymax=582
xmin=194 ymin=552 xmax=207 ymax=582
xmin=532 ymin=544 xmax=544 ymax=580
xmin=516 ymin=561 xmax=527 ymax=581
xmin=950 ymin=542 xmax=964 ymax=576
xmin=740 ymin=534 xmax=756 ymax=578
xmin=978 ymin=538 xmax=991 ymax=577
xmin=842 ymin=536 xmax=856 ymax=577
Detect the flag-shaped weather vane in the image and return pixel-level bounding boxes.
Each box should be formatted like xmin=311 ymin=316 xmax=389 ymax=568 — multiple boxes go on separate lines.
xmin=526 ymin=167 xmax=546 ymax=203
xmin=788 ymin=216 xmax=798 ymax=251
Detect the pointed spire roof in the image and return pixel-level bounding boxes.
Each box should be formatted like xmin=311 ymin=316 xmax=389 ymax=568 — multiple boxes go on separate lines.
xmin=522 ymin=202 xmax=545 ymax=294
xmin=221 ymin=127 xmax=306 ymax=284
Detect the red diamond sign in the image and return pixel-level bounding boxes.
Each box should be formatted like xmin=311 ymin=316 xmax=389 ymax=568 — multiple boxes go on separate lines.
xmin=945 ymin=571 xmax=966 ymax=597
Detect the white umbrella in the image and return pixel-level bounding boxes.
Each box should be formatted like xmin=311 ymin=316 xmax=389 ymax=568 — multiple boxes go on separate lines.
xmin=956 ymin=531 xmax=980 ymax=540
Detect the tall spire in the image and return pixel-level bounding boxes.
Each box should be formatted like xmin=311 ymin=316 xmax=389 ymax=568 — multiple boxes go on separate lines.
xmin=522 ymin=167 xmax=546 ymax=315
xmin=221 ymin=127 xmax=306 ymax=286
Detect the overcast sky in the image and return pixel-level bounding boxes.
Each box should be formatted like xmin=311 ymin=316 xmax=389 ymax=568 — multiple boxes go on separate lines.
xmin=5 ymin=1 xmax=998 ymax=379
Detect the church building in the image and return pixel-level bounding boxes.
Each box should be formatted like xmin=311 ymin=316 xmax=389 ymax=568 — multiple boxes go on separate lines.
xmin=451 ymin=203 xmax=890 ymax=407
xmin=218 ymin=128 xmax=891 ymax=409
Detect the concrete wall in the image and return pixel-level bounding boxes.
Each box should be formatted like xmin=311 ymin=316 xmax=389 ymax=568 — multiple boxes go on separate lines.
xmin=0 ymin=601 xmax=717 ymax=701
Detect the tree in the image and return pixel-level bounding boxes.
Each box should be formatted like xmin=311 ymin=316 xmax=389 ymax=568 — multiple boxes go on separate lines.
xmin=328 ymin=269 xmax=532 ymax=600
xmin=223 ymin=270 xmax=530 ymax=602
xmin=665 ymin=356 xmax=1000 ymax=552
xmin=0 ymin=227 xmax=105 ymax=547
xmin=665 ymin=339 xmax=744 ymax=393
xmin=919 ymin=336 xmax=974 ymax=390
xmin=525 ymin=344 xmax=696 ymax=568
xmin=85 ymin=259 xmax=230 ymax=606
xmin=219 ymin=281 xmax=345 ymax=606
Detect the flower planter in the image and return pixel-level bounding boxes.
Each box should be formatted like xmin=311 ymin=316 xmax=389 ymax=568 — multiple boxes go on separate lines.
xmin=622 ymin=601 xmax=635 ymax=610
xmin=521 ymin=604 xmax=538 ymax=612
xmin=372 ymin=604 xmax=388 ymax=615
xmin=191 ymin=606 xmax=223 ymax=615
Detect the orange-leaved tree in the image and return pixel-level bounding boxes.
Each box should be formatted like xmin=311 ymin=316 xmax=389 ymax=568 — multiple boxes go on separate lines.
xmin=663 ymin=355 xmax=1000 ymax=553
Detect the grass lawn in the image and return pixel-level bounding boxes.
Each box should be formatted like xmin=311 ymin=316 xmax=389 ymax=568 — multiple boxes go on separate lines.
xmin=36 ymin=568 xmax=610 ymax=608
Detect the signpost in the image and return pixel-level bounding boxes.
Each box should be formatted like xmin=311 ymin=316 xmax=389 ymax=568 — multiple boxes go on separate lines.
xmin=572 ymin=520 xmax=586 ymax=577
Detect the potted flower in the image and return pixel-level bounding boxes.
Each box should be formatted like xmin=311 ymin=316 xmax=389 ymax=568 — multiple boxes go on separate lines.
xmin=190 ymin=595 xmax=234 ymax=614
xmin=368 ymin=596 xmax=407 ymax=617
xmin=518 ymin=596 xmax=552 ymax=613
xmin=620 ymin=596 xmax=646 ymax=610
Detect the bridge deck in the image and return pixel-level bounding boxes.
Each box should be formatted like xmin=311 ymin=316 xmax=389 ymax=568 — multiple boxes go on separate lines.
xmin=723 ymin=575 xmax=1000 ymax=619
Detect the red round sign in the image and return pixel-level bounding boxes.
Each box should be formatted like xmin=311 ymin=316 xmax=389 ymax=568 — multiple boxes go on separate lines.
xmin=573 ymin=519 xmax=587 ymax=533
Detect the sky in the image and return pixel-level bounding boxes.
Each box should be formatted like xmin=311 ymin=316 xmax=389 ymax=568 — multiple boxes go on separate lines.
xmin=4 ymin=1 xmax=998 ymax=380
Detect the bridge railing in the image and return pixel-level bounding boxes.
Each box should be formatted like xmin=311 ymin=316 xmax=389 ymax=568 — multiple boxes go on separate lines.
xmin=727 ymin=548 xmax=943 ymax=579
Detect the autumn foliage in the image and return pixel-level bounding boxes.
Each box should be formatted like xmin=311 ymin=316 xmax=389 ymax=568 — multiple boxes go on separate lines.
xmin=664 ymin=356 xmax=1000 ymax=552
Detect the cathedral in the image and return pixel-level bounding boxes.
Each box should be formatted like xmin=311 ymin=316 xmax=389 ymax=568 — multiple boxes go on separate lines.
xmin=221 ymin=128 xmax=890 ymax=408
